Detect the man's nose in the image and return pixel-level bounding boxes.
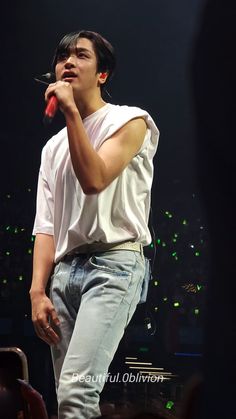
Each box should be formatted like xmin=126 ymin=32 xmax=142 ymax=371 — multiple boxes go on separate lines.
xmin=64 ymin=55 xmax=76 ymax=67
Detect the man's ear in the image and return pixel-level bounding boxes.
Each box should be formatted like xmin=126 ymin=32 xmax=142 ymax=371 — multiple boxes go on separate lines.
xmin=98 ymin=72 xmax=108 ymax=85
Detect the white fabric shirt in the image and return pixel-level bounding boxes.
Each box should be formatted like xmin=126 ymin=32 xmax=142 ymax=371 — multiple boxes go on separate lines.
xmin=33 ymin=103 xmax=159 ymax=262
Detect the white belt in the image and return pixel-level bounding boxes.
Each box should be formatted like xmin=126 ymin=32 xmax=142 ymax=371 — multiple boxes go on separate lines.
xmin=67 ymin=241 xmax=142 ymax=255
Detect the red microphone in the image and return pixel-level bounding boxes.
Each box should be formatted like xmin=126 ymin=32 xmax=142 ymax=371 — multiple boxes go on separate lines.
xmin=43 ymin=95 xmax=58 ymax=125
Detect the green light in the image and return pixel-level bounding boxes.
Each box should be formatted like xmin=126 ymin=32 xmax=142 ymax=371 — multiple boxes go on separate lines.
xmin=18 ymin=275 xmax=23 ymax=281
xmin=194 ymin=308 xmax=199 ymax=315
xmin=154 ymin=281 xmax=159 ymax=286
xmin=182 ymin=219 xmax=188 ymax=225
xmin=28 ymin=248 xmax=32 ymax=255
xmin=154 ymin=307 xmax=158 ymax=311
xmin=162 ymin=242 xmax=166 ymax=247
xmin=174 ymin=233 xmax=178 ymax=238
xmin=27 ymin=188 xmax=31 ymax=192
xmin=139 ymin=347 xmax=149 ymax=352
xmin=31 ymin=236 xmax=35 ymax=242
xmin=197 ymin=285 xmax=202 ymax=291
xmin=172 ymin=238 xmax=177 ymax=243
xmin=3 ymin=279 xmax=7 ymax=284
xmin=150 ymin=243 xmax=154 ymax=248
xmin=172 ymin=252 xmax=179 ymax=260
xmin=14 ymin=227 xmax=18 ymax=234
xmin=195 ymin=251 xmax=200 ymax=257
xmin=6 ymin=226 xmax=10 ymax=231
xmin=6 ymin=194 xmax=11 ymax=199
xmin=173 ymin=302 xmax=180 ymax=308
xmin=6 ymin=251 xmax=10 ymax=256
xmin=165 ymin=401 xmax=174 ymax=410
xmin=163 ymin=297 xmax=168 ymax=302
xmin=156 ymin=239 xmax=161 ymax=245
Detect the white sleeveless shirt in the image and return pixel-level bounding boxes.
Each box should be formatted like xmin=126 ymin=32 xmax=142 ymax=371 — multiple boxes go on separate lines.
xmin=33 ymin=103 xmax=159 ymax=262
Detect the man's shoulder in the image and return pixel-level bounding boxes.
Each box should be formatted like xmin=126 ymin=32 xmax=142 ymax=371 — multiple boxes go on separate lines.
xmin=43 ymin=126 xmax=67 ymax=153
xmin=106 ymin=103 xmax=159 ymax=137
xmin=107 ymin=103 xmax=148 ymax=118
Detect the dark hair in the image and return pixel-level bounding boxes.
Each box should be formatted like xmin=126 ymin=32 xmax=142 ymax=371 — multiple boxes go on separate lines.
xmin=52 ymin=30 xmax=116 ymax=88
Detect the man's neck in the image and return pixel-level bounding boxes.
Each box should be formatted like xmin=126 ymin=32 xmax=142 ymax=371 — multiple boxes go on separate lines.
xmin=75 ymin=91 xmax=107 ymax=119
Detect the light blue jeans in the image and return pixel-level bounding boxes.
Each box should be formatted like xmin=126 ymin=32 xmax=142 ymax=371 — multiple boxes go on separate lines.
xmin=50 ymin=249 xmax=145 ymax=419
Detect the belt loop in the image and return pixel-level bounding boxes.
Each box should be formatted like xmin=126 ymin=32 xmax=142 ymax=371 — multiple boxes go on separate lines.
xmin=140 ymin=244 xmax=144 ymax=261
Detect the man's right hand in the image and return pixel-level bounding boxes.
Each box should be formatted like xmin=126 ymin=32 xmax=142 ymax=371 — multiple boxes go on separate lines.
xmin=31 ymin=291 xmax=60 ymax=346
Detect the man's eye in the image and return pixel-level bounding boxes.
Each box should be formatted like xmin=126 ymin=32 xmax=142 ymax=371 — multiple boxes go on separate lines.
xmin=78 ymin=53 xmax=87 ymax=58
xmin=57 ymin=53 xmax=68 ymax=61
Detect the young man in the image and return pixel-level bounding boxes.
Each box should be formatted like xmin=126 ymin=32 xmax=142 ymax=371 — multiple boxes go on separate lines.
xmin=30 ymin=30 xmax=159 ymax=418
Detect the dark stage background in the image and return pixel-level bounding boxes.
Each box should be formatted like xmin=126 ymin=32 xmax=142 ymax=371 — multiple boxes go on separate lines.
xmin=1 ymin=1 xmax=234 ymax=417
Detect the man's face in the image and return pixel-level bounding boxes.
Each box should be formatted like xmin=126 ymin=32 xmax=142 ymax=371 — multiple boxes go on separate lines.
xmin=55 ymin=37 xmax=101 ymax=94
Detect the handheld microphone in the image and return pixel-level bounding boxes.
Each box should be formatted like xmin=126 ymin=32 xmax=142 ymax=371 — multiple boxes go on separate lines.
xmin=41 ymin=73 xmax=58 ymax=125
xmin=34 ymin=72 xmax=58 ymax=125
xmin=43 ymin=96 xmax=58 ymax=125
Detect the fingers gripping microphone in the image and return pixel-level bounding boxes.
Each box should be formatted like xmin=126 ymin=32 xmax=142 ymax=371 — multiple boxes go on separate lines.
xmin=44 ymin=96 xmax=58 ymax=125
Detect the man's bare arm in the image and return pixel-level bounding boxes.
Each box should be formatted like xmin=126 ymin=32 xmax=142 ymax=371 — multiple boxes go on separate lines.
xmin=30 ymin=233 xmax=55 ymax=295
xmin=65 ymin=108 xmax=147 ymax=194
xmin=30 ymin=233 xmax=60 ymax=345
xmin=44 ymin=81 xmax=147 ymax=195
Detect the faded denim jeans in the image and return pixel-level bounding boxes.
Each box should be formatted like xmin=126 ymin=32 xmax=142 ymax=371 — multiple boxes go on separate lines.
xmin=50 ymin=249 xmax=145 ymax=419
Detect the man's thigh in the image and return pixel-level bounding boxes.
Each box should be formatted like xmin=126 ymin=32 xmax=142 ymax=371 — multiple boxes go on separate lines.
xmin=60 ymin=249 xmax=145 ymax=385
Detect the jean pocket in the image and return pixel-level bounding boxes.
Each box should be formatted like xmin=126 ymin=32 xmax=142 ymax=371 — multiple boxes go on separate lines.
xmin=88 ymin=250 xmax=136 ymax=277
xmin=50 ymin=262 xmax=62 ymax=289
xmin=53 ymin=261 xmax=61 ymax=277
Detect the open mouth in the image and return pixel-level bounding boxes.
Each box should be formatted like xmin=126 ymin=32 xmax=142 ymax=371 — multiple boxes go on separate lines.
xmin=62 ymin=72 xmax=77 ymax=81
